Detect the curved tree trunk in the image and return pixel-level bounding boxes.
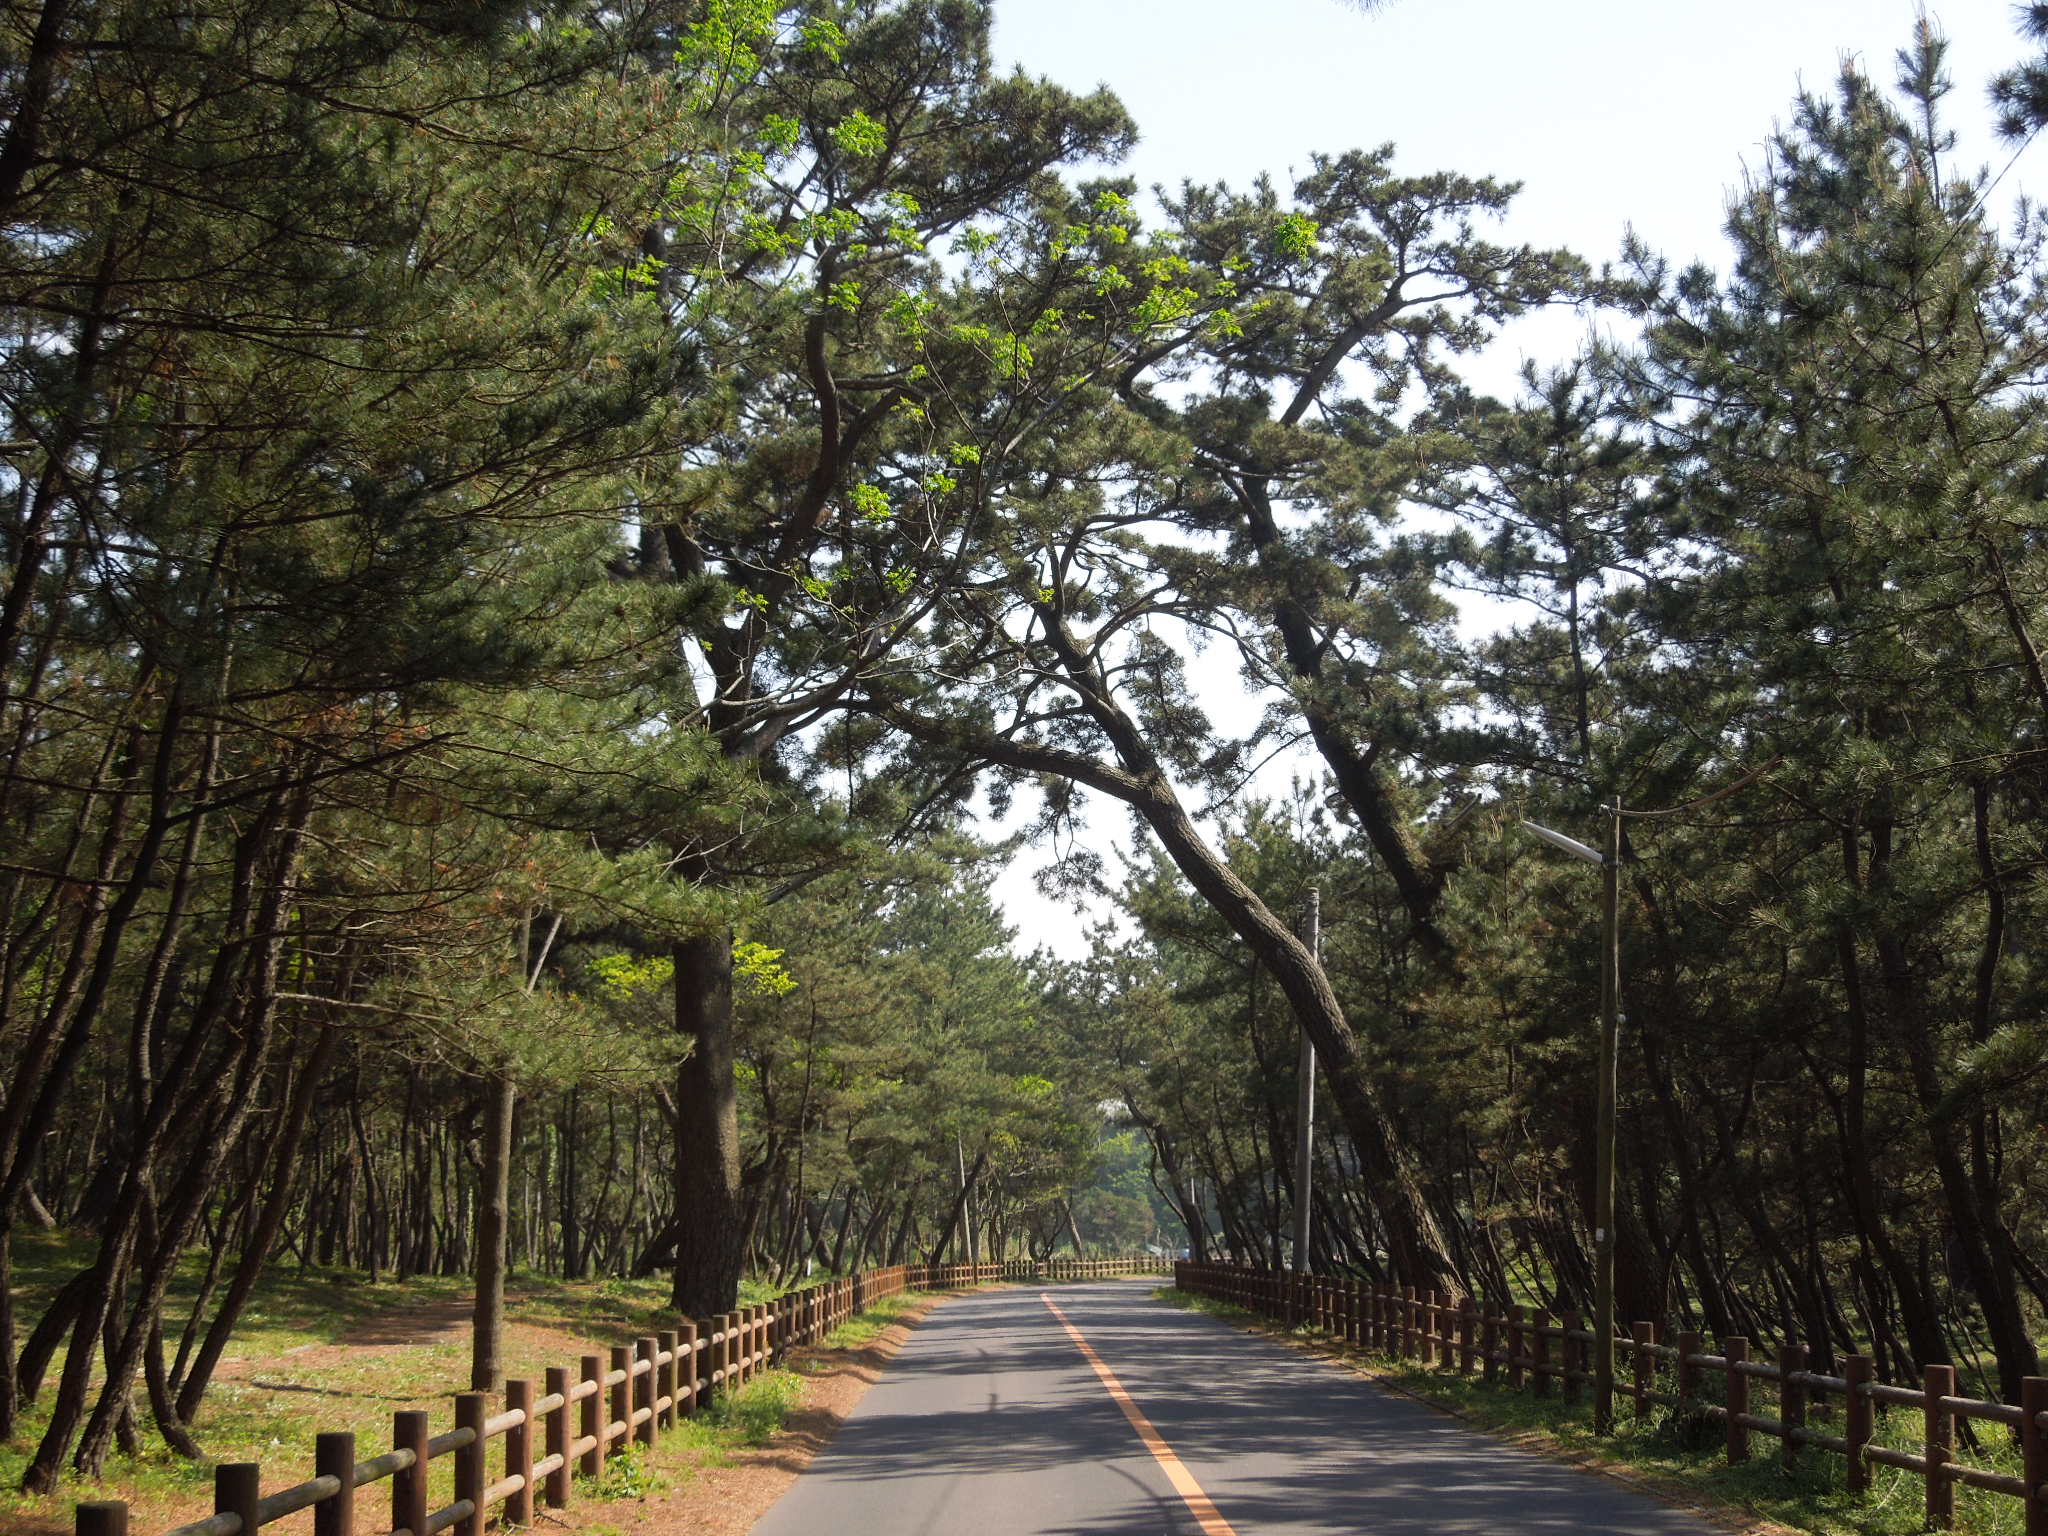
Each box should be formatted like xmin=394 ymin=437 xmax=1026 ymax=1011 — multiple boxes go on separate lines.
xmin=176 ymin=1026 xmax=337 ymax=1421
xmin=883 ymin=639 xmax=1462 ymax=1296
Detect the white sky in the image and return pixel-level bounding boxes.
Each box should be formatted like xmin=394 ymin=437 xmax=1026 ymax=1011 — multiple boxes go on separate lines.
xmin=978 ymin=0 xmax=2048 ymax=956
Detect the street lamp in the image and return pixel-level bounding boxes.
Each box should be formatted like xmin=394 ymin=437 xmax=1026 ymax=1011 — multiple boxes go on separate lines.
xmin=1292 ymin=884 xmax=1320 ymax=1276
xmin=1521 ymin=800 xmax=1621 ymax=1435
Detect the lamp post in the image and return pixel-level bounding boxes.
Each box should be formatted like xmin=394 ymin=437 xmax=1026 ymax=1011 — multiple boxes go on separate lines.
xmin=1292 ymin=884 xmax=1320 ymax=1275
xmin=1522 ymin=801 xmax=1621 ymax=1434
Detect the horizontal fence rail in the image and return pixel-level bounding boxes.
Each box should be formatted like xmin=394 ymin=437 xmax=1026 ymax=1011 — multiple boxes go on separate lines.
xmin=1175 ymin=1262 xmax=2048 ymax=1534
xmin=74 ymin=1255 xmax=1169 ymax=1536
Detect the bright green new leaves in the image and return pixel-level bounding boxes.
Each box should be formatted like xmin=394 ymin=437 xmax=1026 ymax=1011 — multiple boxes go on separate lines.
xmin=832 ymin=109 xmax=888 ymax=157
xmin=733 ymin=941 xmax=798 ymax=997
xmin=1274 ymin=210 xmax=1320 ymax=262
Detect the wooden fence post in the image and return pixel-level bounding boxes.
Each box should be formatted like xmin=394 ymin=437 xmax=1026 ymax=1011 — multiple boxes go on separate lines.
xmin=393 ymin=1410 xmax=430 ymax=1536
xmin=1507 ymin=1305 xmax=1527 ymax=1390
xmin=1562 ymin=1312 xmax=1583 ymax=1404
xmin=1924 ymin=1363 xmax=1954 ymax=1529
xmin=607 ymin=1346 xmax=630 ymax=1462
xmin=506 ymin=1379 xmax=534 ymax=1528
xmin=635 ymin=1337 xmax=656 ymax=1448
xmin=1402 ymin=1287 xmax=1418 ymax=1359
xmin=216 ymin=1463 xmax=260 ymax=1536
xmin=1845 ymin=1354 xmax=1873 ymax=1493
xmin=543 ymin=1366 xmax=570 ymax=1509
xmin=578 ymin=1354 xmax=602 ymax=1479
xmin=1632 ymin=1323 xmax=1654 ymax=1419
xmin=1675 ymin=1329 xmax=1701 ymax=1421
xmin=76 ymin=1504 xmax=126 ymax=1536
xmin=1532 ymin=1309 xmax=1553 ymax=1397
xmin=454 ymin=1391 xmax=486 ymax=1536
xmin=315 ymin=1432 xmax=354 ymax=1536
xmin=655 ymin=1331 xmax=675 ymax=1429
xmin=1459 ymin=1301 xmax=1476 ymax=1375
xmin=1779 ymin=1344 xmax=1805 ymax=1469
xmin=2022 ymin=1377 xmax=2048 ymax=1536
xmin=1482 ymin=1304 xmax=1500 ymax=1384
xmin=678 ymin=1322 xmax=699 ymax=1418
xmin=1723 ymin=1337 xmax=1749 ymax=1463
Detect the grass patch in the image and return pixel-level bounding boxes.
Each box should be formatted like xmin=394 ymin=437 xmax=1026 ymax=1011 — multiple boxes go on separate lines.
xmin=1151 ymin=1286 xmax=1257 ymax=1323
xmin=1151 ymin=1288 xmax=2025 ymax=1536
xmin=0 ymin=1266 xmax=932 ymax=1536
xmin=708 ymin=1370 xmax=805 ymax=1448
xmin=823 ymin=1290 xmax=930 ymax=1351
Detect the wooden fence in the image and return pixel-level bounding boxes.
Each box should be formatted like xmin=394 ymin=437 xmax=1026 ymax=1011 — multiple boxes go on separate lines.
xmin=72 ymin=1255 xmax=1171 ymax=1536
xmin=1176 ymin=1262 xmax=2048 ymax=1534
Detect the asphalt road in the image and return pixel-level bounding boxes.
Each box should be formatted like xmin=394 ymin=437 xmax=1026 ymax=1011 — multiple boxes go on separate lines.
xmin=748 ymin=1280 xmax=1726 ymax=1536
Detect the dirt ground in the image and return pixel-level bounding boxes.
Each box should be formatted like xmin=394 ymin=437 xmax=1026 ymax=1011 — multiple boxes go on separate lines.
xmin=562 ymin=1295 xmax=941 ymax=1536
xmin=3 ymin=1289 xmax=942 ymax=1536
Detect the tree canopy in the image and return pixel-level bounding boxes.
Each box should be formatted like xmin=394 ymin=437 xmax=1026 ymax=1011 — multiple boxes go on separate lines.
xmin=5 ymin=0 xmax=2048 ymax=1497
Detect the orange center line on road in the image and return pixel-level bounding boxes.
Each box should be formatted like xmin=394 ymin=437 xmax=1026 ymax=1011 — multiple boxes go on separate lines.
xmin=1039 ymin=1293 xmax=1239 ymax=1536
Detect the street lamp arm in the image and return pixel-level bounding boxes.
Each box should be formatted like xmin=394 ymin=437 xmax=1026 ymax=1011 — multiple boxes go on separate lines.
xmin=1521 ymin=819 xmax=1607 ymax=867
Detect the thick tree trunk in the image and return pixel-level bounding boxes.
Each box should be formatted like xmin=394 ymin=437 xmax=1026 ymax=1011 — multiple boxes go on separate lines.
xmin=559 ymin=1093 xmax=583 ymax=1280
xmin=1233 ymin=481 xmax=1453 ymax=957
xmin=671 ymin=930 xmax=744 ymax=1316
xmin=0 ymin=1228 xmax=14 ymax=1440
xmin=471 ymin=1075 xmax=515 ymax=1391
xmin=885 ymin=662 xmax=1460 ymax=1295
xmin=1125 ymin=788 xmax=1460 ymax=1294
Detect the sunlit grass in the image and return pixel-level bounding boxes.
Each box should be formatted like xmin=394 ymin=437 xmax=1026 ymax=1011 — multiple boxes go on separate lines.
xmin=823 ymin=1290 xmax=930 ymax=1351
xmin=1 ymin=1258 xmax=929 ymax=1536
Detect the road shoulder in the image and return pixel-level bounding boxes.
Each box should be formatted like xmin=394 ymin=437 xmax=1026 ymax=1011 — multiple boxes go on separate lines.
xmin=1151 ymin=1290 xmax=1803 ymax=1536
xmin=581 ymin=1290 xmax=952 ymax=1536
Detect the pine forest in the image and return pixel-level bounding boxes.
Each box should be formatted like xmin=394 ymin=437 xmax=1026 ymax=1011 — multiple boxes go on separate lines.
xmin=4 ymin=2 xmax=2048 ymax=1530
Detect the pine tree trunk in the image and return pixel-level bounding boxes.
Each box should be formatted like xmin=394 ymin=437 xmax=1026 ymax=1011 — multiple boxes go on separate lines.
xmin=559 ymin=1094 xmax=582 ymax=1279
xmin=670 ymin=930 xmax=743 ymax=1316
xmin=471 ymin=1075 xmax=515 ymax=1391
xmin=176 ymin=1026 xmax=336 ymax=1420
xmin=0 ymin=1229 xmax=15 ymax=1440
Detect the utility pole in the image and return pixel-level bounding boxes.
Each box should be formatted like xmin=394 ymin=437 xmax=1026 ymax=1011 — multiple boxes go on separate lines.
xmin=1292 ymin=884 xmax=1320 ymax=1274
xmin=957 ymin=1131 xmax=978 ymax=1265
xmin=1524 ymin=763 xmax=1776 ymax=1434
xmin=1521 ymin=806 xmax=1621 ymax=1433
xmin=1593 ymin=798 xmax=1621 ymax=1434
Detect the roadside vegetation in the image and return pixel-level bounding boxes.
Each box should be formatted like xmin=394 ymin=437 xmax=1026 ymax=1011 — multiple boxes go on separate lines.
xmin=1157 ymin=1288 xmax=2025 ymax=1536
xmin=0 ymin=1255 xmax=919 ymax=1536
xmin=3 ymin=0 xmax=2046 ymax=1515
